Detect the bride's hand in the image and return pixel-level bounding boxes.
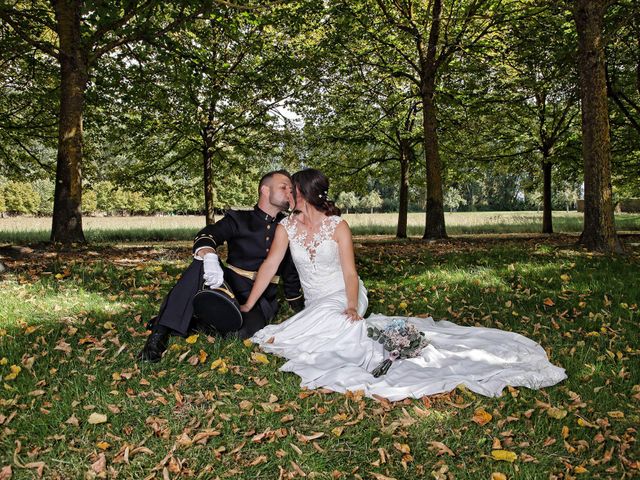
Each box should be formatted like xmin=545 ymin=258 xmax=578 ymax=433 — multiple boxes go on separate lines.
xmin=343 ymin=307 xmax=362 ymax=322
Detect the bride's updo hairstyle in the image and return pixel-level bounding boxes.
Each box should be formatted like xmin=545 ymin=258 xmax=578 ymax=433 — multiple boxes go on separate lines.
xmin=292 ymin=168 xmax=341 ymax=216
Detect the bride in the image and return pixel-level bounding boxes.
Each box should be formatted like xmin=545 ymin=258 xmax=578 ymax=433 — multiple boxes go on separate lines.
xmin=240 ymin=169 xmax=566 ymax=401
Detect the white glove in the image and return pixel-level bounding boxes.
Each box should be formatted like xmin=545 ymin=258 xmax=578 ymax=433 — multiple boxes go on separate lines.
xmin=202 ymin=252 xmax=224 ymax=288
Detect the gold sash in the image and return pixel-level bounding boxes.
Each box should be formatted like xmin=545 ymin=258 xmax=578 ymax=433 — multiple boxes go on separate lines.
xmin=226 ymin=263 xmax=279 ymax=285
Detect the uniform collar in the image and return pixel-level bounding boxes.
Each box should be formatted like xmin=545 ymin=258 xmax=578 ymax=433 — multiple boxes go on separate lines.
xmin=254 ymin=204 xmax=283 ymax=223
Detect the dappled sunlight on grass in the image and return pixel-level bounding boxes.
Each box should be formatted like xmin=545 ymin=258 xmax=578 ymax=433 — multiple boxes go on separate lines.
xmin=0 ymin=238 xmax=638 ymax=478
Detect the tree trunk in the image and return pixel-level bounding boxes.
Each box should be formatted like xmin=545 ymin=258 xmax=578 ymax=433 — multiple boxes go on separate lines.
xmin=421 ymin=88 xmax=447 ymax=239
xmin=50 ymin=0 xmax=87 ymax=244
xmin=419 ymin=0 xmax=446 ymax=240
xmin=202 ymin=129 xmax=216 ymax=225
xmin=542 ymin=160 xmax=553 ymax=234
xmin=396 ymin=139 xmax=411 ymax=239
xmin=573 ymin=0 xmax=623 ymax=252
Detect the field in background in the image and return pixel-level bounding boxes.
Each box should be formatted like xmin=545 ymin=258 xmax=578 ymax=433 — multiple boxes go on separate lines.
xmin=1 ymin=211 xmax=640 ymax=243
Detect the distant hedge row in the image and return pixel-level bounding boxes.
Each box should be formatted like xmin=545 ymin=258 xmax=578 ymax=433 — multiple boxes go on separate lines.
xmin=0 ymin=180 xmax=204 ymax=216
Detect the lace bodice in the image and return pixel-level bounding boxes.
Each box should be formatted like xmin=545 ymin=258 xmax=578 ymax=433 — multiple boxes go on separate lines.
xmin=280 ymin=215 xmax=344 ymax=303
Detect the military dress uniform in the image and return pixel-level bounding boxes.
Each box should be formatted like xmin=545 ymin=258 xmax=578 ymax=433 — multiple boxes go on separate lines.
xmin=153 ymin=205 xmax=304 ymax=339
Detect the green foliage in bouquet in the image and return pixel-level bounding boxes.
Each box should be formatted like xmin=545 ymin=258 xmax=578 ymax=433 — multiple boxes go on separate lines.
xmin=367 ymin=319 xmax=429 ymax=377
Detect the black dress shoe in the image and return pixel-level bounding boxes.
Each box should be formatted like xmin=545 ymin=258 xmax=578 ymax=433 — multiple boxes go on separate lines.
xmin=138 ymin=330 xmax=169 ymax=363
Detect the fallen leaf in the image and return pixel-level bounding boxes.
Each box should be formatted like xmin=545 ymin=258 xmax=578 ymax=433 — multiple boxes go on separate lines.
xmin=0 ymin=465 xmax=11 ymax=480
xmin=543 ymin=298 xmax=555 ymax=307
xmin=369 ymin=473 xmax=397 ymax=480
xmin=185 ymin=334 xmax=199 ymax=344
xmin=24 ymin=462 xmax=45 ymax=477
xmin=91 ymin=453 xmax=107 ymax=473
xmin=472 ymin=408 xmax=493 ymax=425
xmin=65 ymin=414 xmax=79 ymax=426
xmin=251 ymin=352 xmax=270 ymax=364
xmin=331 ymin=427 xmax=344 ymax=437
xmin=3 ymin=365 xmax=20 ymax=381
xmin=427 ymin=441 xmax=455 ymax=456
xmin=546 ymin=407 xmax=567 ymax=419
xmin=491 ymin=450 xmax=517 ymax=462
xmin=87 ymin=413 xmax=108 ymax=425
xmin=491 ymin=473 xmax=507 ymax=480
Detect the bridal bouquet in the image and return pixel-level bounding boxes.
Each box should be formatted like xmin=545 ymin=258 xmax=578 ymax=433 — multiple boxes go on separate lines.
xmin=367 ymin=319 xmax=429 ymax=377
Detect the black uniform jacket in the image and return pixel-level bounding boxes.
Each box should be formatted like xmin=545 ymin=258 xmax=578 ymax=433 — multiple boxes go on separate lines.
xmin=156 ymin=206 xmax=302 ymax=335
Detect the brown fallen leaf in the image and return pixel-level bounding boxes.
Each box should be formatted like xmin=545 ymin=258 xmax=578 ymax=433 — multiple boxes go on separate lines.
xmin=427 ymin=441 xmax=455 ymax=456
xmin=0 ymin=465 xmax=11 ymax=480
xmin=87 ymin=413 xmax=108 ymax=425
xmin=249 ymin=455 xmax=268 ymax=466
xmin=369 ymin=473 xmax=397 ymax=480
xmin=91 ymin=454 xmax=106 ymax=474
xmin=65 ymin=414 xmax=79 ymax=427
xmin=296 ymin=432 xmax=324 ymax=443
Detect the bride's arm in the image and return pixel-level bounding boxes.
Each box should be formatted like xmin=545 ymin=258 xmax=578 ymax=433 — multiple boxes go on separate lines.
xmin=335 ymin=220 xmax=362 ymax=322
xmin=240 ymin=224 xmax=289 ymax=312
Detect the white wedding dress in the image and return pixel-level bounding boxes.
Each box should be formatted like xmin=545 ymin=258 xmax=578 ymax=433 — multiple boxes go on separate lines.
xmin=251 ymin=215 xmax=566 ymax=401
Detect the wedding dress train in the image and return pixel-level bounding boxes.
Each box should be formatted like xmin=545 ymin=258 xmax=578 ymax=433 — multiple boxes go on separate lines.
xmin=251 ymin=216 xmax=566 ymax=401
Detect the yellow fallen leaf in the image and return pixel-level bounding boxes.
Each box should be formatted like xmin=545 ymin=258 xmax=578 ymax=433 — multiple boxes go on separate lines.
xmin=103 ymin=321 xmax=115 ymax=330
xmin=251 ymin=352 xmax=270 ymax=364
xmin=546 ymin=407 xmax=567 ymax=419
xmin=87 ymin=413 xmax=108 ymax=424
xmin=24 ymin=325 xmax=37 ymax=334
xmin=331 ymin=427 xmax=344 ymax=437
xmin=491 ymin=450 xmax=517 ymax=462
xmin=607 ymin=411 xmax=624 ymax=419
xmin=4 ymin=365 xmax=21 ymax=381
xmin=185 ymin=334 xmax=199 ymax=344
xmin=472 ymin=408 xmax=493 ymax=425
xmin=210 ymin=358 xmax=223 ymax=369
xmin=398 ymin=302 xmax=408 ymax=310
xmin=96 ymin=441 xmax=110 ymax=450
xmin=243 ymin=339 xmax=253 ymax=347
xmin=561 ymin=426 xmax=569 ymax=439
xmin=217 ymin=365 xmax=228 ymax=374
xmin=560 ymin=274 xmax=570 ymax=282
xmin=198 ymin=349 xmax=208 ymax=364
xmin=577 ymin=418 xmax=596 ymax=428
xmin=574 ymin=466 xmax=588 ymax=474
xmin=491 ymin=473 xmax=507 ymax=480
xmin=0 ymin=358 xmax=6 ymax=365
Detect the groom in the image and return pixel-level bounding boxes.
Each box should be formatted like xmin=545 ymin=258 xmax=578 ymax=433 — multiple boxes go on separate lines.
xmin=138 ymin=170 xmax=304 ymax=362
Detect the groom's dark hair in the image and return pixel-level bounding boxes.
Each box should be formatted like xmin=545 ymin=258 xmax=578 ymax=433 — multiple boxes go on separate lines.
xmin=258 ymin=169 xmax=292 ymax=193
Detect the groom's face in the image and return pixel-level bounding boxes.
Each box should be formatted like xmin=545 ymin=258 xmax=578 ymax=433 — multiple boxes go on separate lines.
xmin=267 ymin=174 xmax=293 ymax=211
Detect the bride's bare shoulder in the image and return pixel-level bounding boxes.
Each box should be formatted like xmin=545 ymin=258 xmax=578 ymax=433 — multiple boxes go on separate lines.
xmin=333 ymin=217 xmax=352 ymax=238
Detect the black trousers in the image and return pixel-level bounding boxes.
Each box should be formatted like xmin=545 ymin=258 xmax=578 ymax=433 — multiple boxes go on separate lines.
xmin=155 ymin=259 xmax=277 ymax=339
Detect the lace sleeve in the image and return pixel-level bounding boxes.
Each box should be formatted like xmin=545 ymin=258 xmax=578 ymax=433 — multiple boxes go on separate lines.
xmin=279 ymin=215 xmax=295 ymax=239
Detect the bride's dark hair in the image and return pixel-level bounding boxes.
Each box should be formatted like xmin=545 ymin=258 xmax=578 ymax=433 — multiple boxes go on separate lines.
xmin=292 ymin=168 xmax=341 ymax=216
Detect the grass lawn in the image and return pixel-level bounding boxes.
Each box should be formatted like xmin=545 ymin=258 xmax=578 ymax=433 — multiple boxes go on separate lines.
xmin=0 ymin=235 xmax=639 ymax=479
xmin=1 ymin=211 xmax=639 ymax=243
